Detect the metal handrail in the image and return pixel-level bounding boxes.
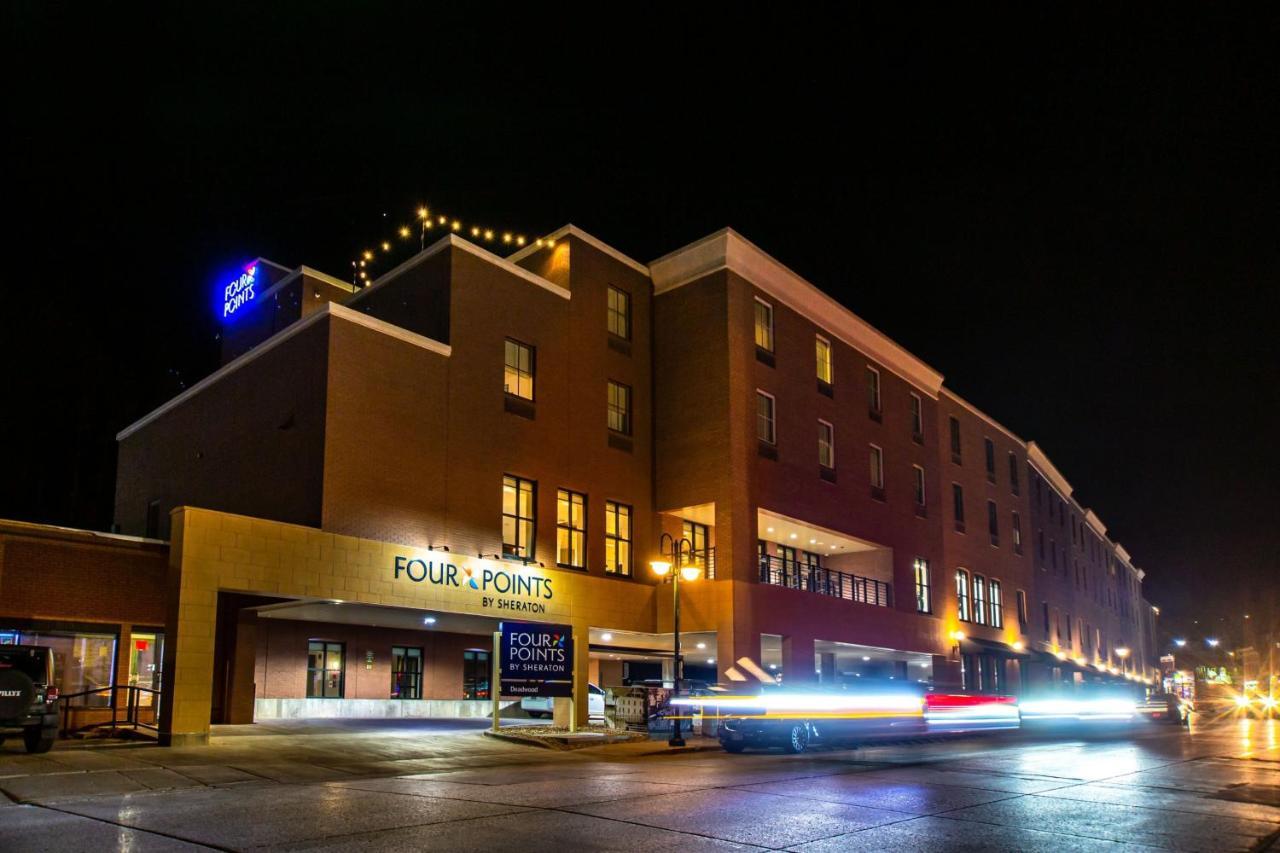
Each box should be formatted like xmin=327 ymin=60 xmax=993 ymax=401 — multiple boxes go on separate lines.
xmin=758 ymin=555 xmax=892 ymax=607
xmin=59 ymin=684 xmax=161 ymax=738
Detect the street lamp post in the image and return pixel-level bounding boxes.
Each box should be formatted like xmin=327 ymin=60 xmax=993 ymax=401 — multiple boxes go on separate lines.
xmin=652 ymin=533 xmax=701 ymax=748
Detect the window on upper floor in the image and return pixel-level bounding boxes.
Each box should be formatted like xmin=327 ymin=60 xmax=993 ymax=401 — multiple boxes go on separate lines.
xmin=949 ymin=416 xmax=962 ymax=463
xmin=816 ymin=335 xmax=832 ymax=385
xmin=1012 ymin=511 xmax=1023 ymax=554
xmin=952 ymin=483 xmax=965 ymax=530
xmin=912 ymin=464 xmax=926 ymax=507
xmin=1016 ymin=589 xmax=1028 ymax=632
xmin=989 ymin=580 xmax=1004 ymax=628
xmin=972 ymin=575 xmax=987 ymax=625
xmin=502 ymin=474 xmax=536 ymax=559
xmin=956 ymin=569 xmax=971 ymax=621
xmin=754 ymin=298 xmax=774 ymax=353
xmin=869 ymin=444 xmax=884 ymax=490
xmin=607 ymin=380 xmax=632 ymax=435
xmin=604 ymin=501 xmax=631 ymax=576
xmin=818 ymin=419 xmax=835 ymax=470
xmin=756 ymin=390 xmax=776 ymax=445
xmin=556 ymin=489 xmax=586 ymax=570
xmin=909 ymin=392 xmax=923 ymax=441
xmin=914 ymin=558 xmax=931 ymax=613
xmin=866 ymin=366 xmax=882 ymax=417
xmin=1009 ymin=452 xmax=1020 ymax=495
xmin=503 ymin=338 xmax=534 ymax=401
xmin=987 ymin=500 xmax=999 ymax=546
xmin=607 ymin=286 xmax=631 ymax=340
xmin=984 ymin=438 xmax=996 ymax=482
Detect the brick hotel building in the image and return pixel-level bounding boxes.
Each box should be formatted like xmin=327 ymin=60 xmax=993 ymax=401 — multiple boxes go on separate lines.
xmin=0 ymin=225 xmax=1160 ymax=744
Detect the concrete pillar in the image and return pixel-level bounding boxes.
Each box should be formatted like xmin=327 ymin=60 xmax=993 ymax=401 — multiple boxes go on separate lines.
xmin=158 ymin=514 xmax=218 ymax=746
xmin=781 ymin=634 xmax=816 ymax=685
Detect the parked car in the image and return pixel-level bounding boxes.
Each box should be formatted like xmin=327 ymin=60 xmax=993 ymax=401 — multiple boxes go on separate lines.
xmin=0 ymin=645 xmax=59 ymax=753
xmin=521 ymin=683 xmax=605 ymax=720
xmin=1137 ymin=691 xmax=1192 ymax=725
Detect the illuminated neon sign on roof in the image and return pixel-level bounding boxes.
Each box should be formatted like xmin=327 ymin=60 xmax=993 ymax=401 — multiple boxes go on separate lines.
xmin=222 ymin=263 xmax=258 ymax=319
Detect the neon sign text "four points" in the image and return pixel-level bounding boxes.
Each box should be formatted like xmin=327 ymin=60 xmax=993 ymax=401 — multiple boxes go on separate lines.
xmin=222 ymin=264 xmax=258 ymax=318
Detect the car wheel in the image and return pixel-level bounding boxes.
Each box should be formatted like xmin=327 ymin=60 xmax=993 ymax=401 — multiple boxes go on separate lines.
xmin=23 ymin=726 xmax=54 ymax=754
xmin=722 ymin=741 xmax=746 ymax=754
xmin=783 ymin=723 xmax=809 ymax=754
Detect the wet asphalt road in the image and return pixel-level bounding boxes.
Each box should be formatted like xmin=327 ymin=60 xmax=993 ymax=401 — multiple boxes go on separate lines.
xmin=1 ymin=716 xmax=1277 ymax=851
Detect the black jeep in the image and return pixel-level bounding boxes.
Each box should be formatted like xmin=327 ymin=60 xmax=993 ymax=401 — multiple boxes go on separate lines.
xmin=0 ymin=645 xmax=59 ymax=753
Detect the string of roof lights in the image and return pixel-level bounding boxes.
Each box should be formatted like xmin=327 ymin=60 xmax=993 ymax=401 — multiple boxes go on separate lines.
xmin=351 ymin=205 xmax=558 ymax=288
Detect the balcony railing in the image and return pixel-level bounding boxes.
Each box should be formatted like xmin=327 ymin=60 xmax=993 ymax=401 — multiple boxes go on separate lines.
xmin=758 ymin=555 xmax=892 ymax=607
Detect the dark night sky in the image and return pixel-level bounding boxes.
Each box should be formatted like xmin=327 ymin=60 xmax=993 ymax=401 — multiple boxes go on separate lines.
xmin=4 ymin=7 xmax=1277 ymax=637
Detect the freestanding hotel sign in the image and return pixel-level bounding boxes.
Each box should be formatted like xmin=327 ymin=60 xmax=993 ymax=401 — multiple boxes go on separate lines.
xmin=499 ymin=621 xmax=573 ymax=697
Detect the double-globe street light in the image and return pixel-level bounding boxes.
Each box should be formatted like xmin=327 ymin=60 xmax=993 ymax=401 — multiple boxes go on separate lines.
xmin=651 ymin=533 xmax=702 ymax=747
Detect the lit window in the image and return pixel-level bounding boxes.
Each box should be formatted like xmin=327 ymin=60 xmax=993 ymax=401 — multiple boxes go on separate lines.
xmin=866 ymin=366 xmax=881 ymax=412
xmin=956 ymin=569 xmax=971 ymax=621
xmin=607 ymin=286 xmax=630 ymax=340
xmin=607 ymin=380 xmax=631 ymax=435
xmin=869 ymin=445 xmax=884 ymax=489
xmin=914 ymin=558 xmax=931 ymax=613
xmin=754 ymin=298 xmax=774 ymax=352
xmin=909 ymin=393 xmax=923 ymax=438
xmin=463 ymin=649 xmax=490 ymax=699
xmin=503 ymin=339 xmax=534 ymax=400
xmin=502 ymin=474 xmax=536 ymax=559
xmin=604 ymin=502 xmax=632 ymax=576
xmin=556 ymin=489 xmax=586 ymax=569
xmin=973 ymin=575 xmax=987 ymax=625
xmin=912 ymin=464 xmax=926 ymax=506
xmin=818 ymin=420 xmax=835 ymax=469
xmin=307 ymin=641 xmax=344 ymax=698
xmin=816 ymin=336 xmax=832 ymax=384
xmin=756 ymin=391 xmax=775 ymax=444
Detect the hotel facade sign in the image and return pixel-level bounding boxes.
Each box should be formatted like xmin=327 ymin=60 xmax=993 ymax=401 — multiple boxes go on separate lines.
xmin=393 ymin=553 xmax=554 ymax=614
xmin=221 ymin=263 xmax=258 ymax=319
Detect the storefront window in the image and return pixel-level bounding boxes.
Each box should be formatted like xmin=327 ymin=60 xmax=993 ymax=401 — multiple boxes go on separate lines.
xmin=463 ymin=649 xmax=490 ymax=700
xmin=391 ymin=646 xmax=422 ymax=699
xmin=2 ymin=627 xmax=117 ymax=706
xmin=307 ymin=641 xmax=344 ymax=698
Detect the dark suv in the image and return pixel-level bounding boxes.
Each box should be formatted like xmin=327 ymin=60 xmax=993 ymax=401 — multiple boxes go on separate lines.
xmin=0 ymin=645 xmax=59 ymax=753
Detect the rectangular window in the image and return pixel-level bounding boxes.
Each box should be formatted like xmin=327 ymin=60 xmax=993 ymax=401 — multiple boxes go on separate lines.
xmin=987 ymin=500 xmax=999 ymax=546
xmin=607 ymin=286 xmax=630 ymax=340
xmin=607 ymin=380 xmax=632 ymax=435
xmin=683 ymin=520 xmax=710 ymax=572
xmin=909 ymin=393 xmax=923 ymax=438
xmin=306 ymin=641 xmax=344 ymax=698
xmin=390 ymin=646 xmax=422 ymax=699
xmin=818 ymin=420 xmax=835 ymax=469
xmin=984 ymin=438 xmax=996 ymax=481
xmin=956 ymin=569 xmax=971 ymax=622
xmin=815 ymin=336 xmax=832 ymax=384
xmin=503 ymin=338 xmax=534 ymax=400
xmin=949 ymin=416 xmax=962 ymax=461
xmin=604 ymin=501 xmax=632 ymax=576
xmin=556 ymin=489 xmax=586 ymax=569
xmin=145 ymin=499 xmax=161 ymax=539
xmin=972 ymin=575 xmax=987 ymax=625
xmin=756 ymin=390 xmax=776 ymax=444
xmin=914 ymin=558 xmax=931 ymax=613
xmin=502 ymin=475 xmax=536 ymax=559
xmin=1009 ymin=452 xmax=1020 ymax=495
xmin=989 ymin=580 xmax=1003 ymax=628
xmin=1012 ymin=512 xmax=1023 ymax=551
xmin=754 ymin=298 xmax=774 ymax=352
xmin=866 ymin=366 xmax=881 ymax=413
xmin=1016 ymin=589 xmax=1028 ymax=631
xmin=869 ymin=444 xmax=884 ymax=489
xmin=952 ymin=483 xmax=965 ymax=527
xmin=912 ymin=464 xmax=926 ymax=506
xmin=463 ymin=649 xmax=490 ymax=700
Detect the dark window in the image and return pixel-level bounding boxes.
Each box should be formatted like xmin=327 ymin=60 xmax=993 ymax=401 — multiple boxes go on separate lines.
xmin=984 ymin=438 xmax=996 ymax=481
xmin=604 ymin=501 xmax=632 ymax=576
xmin=952 ymin=484 xmax=965 ymax=526
xmin=683 ymin=520 xmax=710 ymax=574
xmin=502 ymin=475 xmax=536 ymax=559
xmin=607 ymin=286 xmax=631 ymax=340
xmin=556 ymin=489 xmax=586 ymax=569
xmin=869 ymin=445 xmax=884 ymax=489
xmin=912 ymin=465 xmax=926 ymax=506
xmin=503 ymin=339 xmax=534 ymax=400
xmin=866 ymin=366 xmax=881 ymax=413
xmin=914 ymin=558 xmax=931 ymax=613
xmin=956 ymin=569 xmax=971 ymax=621
xmin=1012 ymin=512 xmax=1023 ymax=553
xmin=987 ymin=500 xmax=999 ymax=546
xmin=949 ymin=416 xmax=962 ymax=461
xmin=145 ymin=499 xmax=161 ymax=539
xmin=1009 ymin=453 xmax=1020 ymax=495
xmin=756 ymin=391 xmax=776 ymax=444
xmin=909 ymin=393 xmax=923 ymax=438
xmin=391 ymin=646 xmax=422 ymax=699
xmin=1042 ymin=601 xmax=1050 ymax=639
xmin=306 ymin=641 xmax=344 ymax=698
xmin=463 ymin=649 xmax=490 ymax=699
xmin=607 ymin=381 xmax=632 ymax=435
xmin=1016 ymin=589 xmax=1028 ymax=631
xmin=818 ymin=420 xmax=835 ymax=469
